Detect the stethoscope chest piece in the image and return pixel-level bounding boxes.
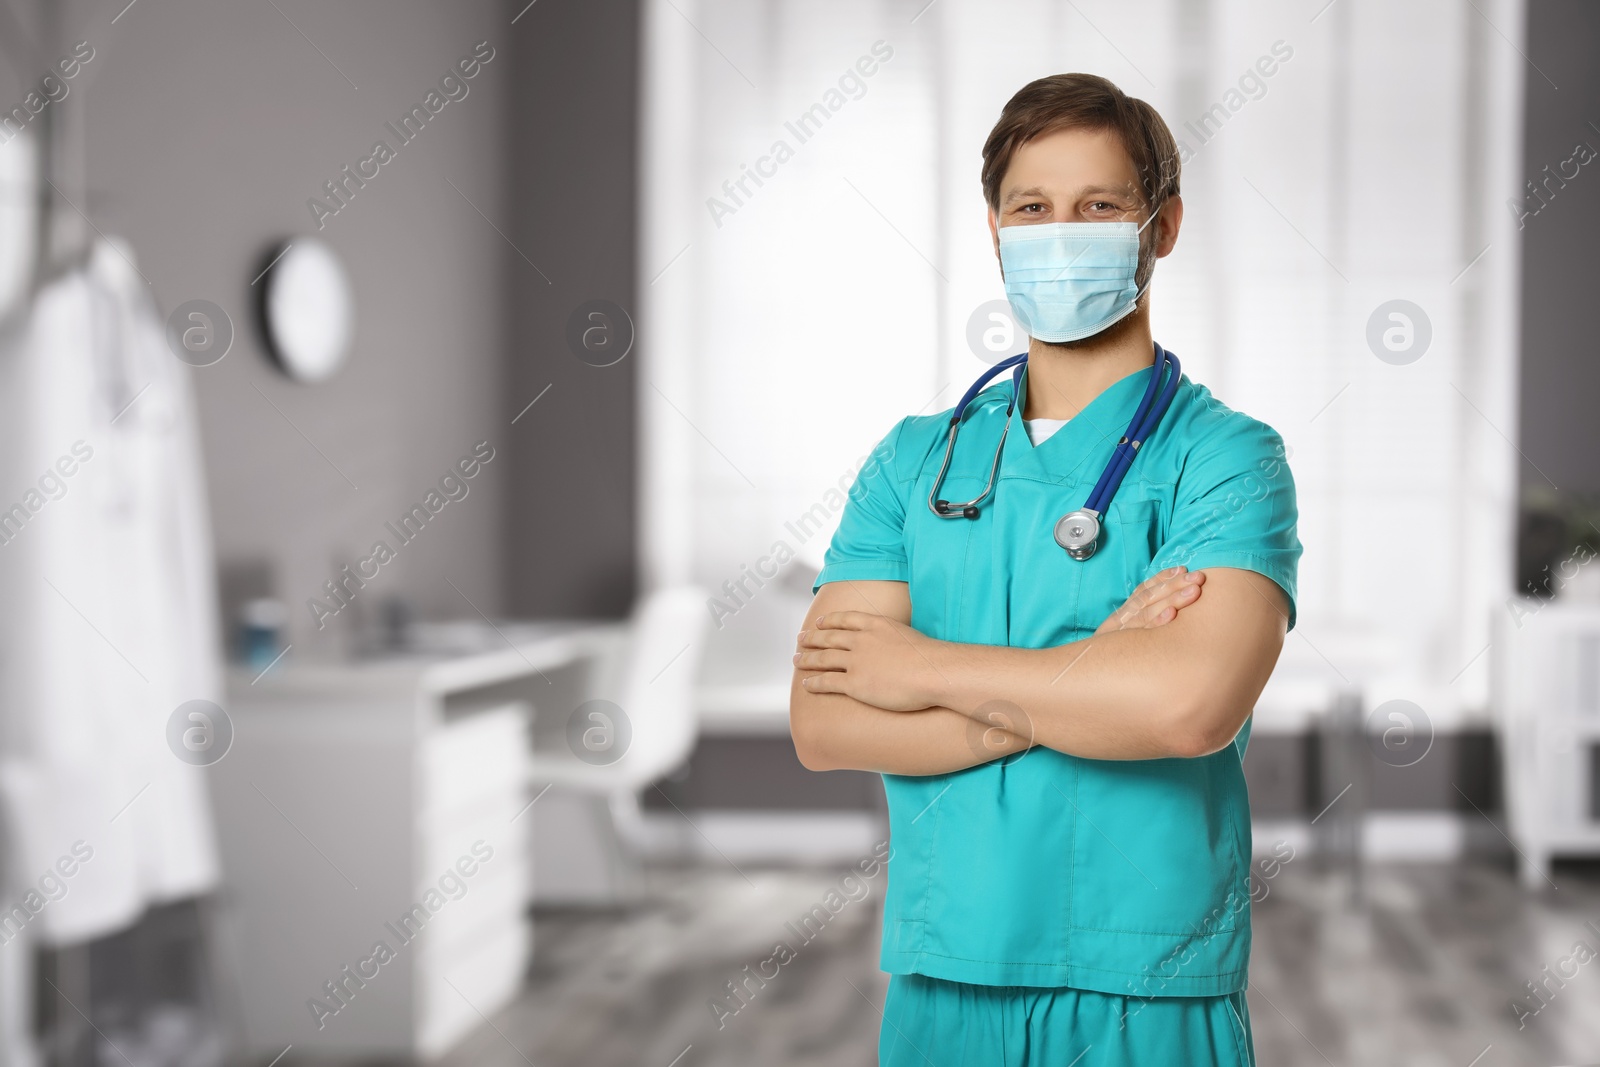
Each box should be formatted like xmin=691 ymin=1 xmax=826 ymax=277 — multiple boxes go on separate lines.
xmin=1053 ymin=508 xmax=1101 ymax=560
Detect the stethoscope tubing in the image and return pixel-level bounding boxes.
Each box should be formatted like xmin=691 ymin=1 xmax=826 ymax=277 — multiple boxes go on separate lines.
xmin=948 ymin=352 xmax=1027 ymax=424
xmin=928 ymin=344 xmax=1180 ymax=529
xmin=928 ymin=353 xmax=1028 ymax=519
xmin=1082 ymin=344 xmax=1180 ymax=514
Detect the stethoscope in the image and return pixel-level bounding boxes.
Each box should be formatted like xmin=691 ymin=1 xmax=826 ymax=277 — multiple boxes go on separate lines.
xmin=927 ymin=343 xmax=1181 ymax=561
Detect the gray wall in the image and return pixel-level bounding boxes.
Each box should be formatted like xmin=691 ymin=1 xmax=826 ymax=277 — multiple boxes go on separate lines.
xmin=78 ymin=0 xmax=515 ymax=655
xmin=1518 ymin=1 xmax=1600 ymax=497
xmin=502 ymin=0 xmax=640 ymax=619
xmin=10 ymin=0 xmax=641 ymax=656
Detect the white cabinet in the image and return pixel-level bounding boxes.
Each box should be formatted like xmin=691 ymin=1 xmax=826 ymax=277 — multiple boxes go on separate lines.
xmin=1493 ymin=601 xmax=1600 ymax=886
xmin=208 ymin=624 xmax=619 ymax=1060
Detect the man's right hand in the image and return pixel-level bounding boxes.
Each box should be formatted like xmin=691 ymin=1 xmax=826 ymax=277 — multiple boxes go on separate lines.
xmin=1096 ymin=566 xmax=1206 ymax=635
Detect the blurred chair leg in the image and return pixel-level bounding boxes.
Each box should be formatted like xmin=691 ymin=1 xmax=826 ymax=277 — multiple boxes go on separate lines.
xmin=533 ymin=788 xmax=637 ymax=906
xmin=38 ymin=943 xmax=92 ymax=1067
xmin=0 ymin=928 xmax=39 ymax=1067
xmin=1518 ymin=848 xmax=1548 ymax=890
xmin=605 ymin=790 xmax=650 ymax=903
xmin=1314 ymin=688 xmax=1368 ymax=909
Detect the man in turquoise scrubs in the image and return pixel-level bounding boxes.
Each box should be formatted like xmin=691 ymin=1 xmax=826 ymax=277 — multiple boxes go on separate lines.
xmin=790 ymin=73 xmax=1301 ymax=1066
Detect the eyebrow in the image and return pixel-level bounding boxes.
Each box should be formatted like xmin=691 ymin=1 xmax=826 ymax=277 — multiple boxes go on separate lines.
xmin=1002 ymin=184 xmax=1141 ymax=206
xmin=1003 ymin=185 xmax=1048 ymax=205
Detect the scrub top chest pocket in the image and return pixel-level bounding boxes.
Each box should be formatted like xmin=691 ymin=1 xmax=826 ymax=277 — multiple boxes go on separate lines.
xmin=991 ymin=485 xmax=1169 ymax=649
xmin=902 ymin=477 xmax=1171 ymax=655
xmin=1114 ymin=495 xmax=1166 ymax=586
xmin=898 ymin=429 xmax=1142 ymax=647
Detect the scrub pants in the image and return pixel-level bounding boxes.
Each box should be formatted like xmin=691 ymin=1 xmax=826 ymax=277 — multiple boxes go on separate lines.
xmin=878 ymin=973 xmax=1255 ymax=1067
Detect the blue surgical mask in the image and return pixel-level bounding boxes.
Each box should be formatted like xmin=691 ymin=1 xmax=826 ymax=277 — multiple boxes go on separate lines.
xmin=997 ymin=210 xmax=1159 ymax=343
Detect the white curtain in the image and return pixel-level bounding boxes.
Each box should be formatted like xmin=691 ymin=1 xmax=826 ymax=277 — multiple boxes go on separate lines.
xmin=641 ymin=0 xmax=1525 ymax=726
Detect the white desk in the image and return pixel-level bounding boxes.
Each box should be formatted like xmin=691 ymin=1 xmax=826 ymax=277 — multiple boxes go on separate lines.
xmin=209 ymin=621 xmax=622 ymax=1061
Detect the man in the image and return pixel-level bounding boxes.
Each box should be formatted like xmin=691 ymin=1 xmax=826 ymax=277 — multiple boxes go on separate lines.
xmin=789 ymin=73 xmax=1301 ymax=1066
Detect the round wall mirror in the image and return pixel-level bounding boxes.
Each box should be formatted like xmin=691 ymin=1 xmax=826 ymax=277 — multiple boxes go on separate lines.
xmin=257 ymin=238 xmax=353 ymax=383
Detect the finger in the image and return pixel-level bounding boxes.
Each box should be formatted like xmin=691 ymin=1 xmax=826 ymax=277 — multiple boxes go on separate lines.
xmin=1110 ymin=602 xmax=1143 ymax=629
xmin=1106 ymin=585 xmax=1194 ymax=634
xmin=1137 ymin=582 xmax=1202 ymax=625
xmin=797 ymin=629 xmax=854 ymax=650
xmin=1159 ymin=577 xmax=1204 ymax=607
xmin=1101 ymin=568 xmax=1196 ymax=634
xmin=1127 ymin=602 xmax=1175 ymax=629
xmin=1123 ymin=573 xmax=1167 ymax=611
xmin=794 ymin=649 xmax=849 ymax=671
xmin=1138 ymin=568 xmax=1203 ymax=610
xmin=1146 ymin=567 xmax=1198 ymax=597
xmin=815 ymin=610 xmax=874 ymax=631
xmin=1125 ymin=568 xmax=1186 ymax=611
xmin=1138 ymin=566 xmax=1186 ymax=593
xmin=800 ymin=672 xmax=847 ymax=694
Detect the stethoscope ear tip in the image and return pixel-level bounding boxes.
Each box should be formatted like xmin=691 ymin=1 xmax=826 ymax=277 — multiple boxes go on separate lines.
xmin=933 ymin=501 xmax=980 ymax=519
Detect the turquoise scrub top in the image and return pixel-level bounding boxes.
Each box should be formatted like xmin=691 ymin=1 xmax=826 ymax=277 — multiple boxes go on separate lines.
xmin=813 ymin=360 xmax=1302 ymax=998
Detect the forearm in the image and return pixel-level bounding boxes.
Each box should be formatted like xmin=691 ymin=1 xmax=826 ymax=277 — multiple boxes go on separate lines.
xmin=933 ymin=628 xmax=1216 ymax=760
xmin=935 ymin=592 xmax=1283 ymax=761
xmin=790 ymin=670 xmax=1030 ymax=775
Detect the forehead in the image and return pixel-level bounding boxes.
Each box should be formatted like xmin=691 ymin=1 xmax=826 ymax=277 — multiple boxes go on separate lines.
xmin=999 ymin=126 xmax=1142 ymax=202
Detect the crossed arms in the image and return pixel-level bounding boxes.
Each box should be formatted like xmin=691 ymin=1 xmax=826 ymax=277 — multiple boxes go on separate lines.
xmin=788 ymin=567 xmax=1289 ymax=774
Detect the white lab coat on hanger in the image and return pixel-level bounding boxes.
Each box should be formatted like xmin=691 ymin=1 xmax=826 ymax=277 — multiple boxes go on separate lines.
xmin=0 ymin=236 xmax=222 ymax=947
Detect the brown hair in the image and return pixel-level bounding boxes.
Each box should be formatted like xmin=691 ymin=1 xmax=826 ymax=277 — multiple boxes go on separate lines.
xmin=981 ymin=73 xmax=1180 ymax=213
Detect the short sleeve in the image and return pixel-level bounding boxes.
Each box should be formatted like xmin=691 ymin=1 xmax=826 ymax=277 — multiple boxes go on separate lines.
xmin=1148 ymin=417 xmax=1303 ymax=631
xmin=813 ymin=419 xmax=911 ymax=592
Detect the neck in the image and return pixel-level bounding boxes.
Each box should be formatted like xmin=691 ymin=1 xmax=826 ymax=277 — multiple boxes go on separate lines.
xmin=1021 ymin=308 xmax=1155 ymax=421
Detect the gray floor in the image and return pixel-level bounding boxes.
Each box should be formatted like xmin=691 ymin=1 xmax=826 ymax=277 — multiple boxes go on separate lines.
xmin=439 ymin=860 xmax=1600 ymax=1067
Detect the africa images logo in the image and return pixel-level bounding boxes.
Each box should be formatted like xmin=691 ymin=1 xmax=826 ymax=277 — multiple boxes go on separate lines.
xmin=704 ymin=40 xmax=894 ymax=228
xmin=307 ymin=41 xmax=497 ymax=229
xmin=307 ymin=441 xmax=495 ymax=630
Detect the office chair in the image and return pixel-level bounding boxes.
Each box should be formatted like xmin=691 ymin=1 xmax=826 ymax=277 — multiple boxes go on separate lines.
xmin=527 ymin=585 xmax=707 ymax=903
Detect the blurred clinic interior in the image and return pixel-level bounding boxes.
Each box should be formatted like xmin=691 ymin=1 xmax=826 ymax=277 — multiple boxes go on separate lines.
xmin=0 ymin=0 xmax=1597 ymax=1065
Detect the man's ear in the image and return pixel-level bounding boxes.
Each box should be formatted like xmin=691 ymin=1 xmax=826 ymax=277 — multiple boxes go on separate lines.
xmin=988 ymin=208 xmax=1001 ymax=268
xmin=1155 ymin=195 xmax=1184 ymax=259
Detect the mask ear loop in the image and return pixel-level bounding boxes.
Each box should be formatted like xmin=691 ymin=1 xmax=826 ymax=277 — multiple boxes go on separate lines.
xmin=1124 ymin=200 xmax=1166 ymax=312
